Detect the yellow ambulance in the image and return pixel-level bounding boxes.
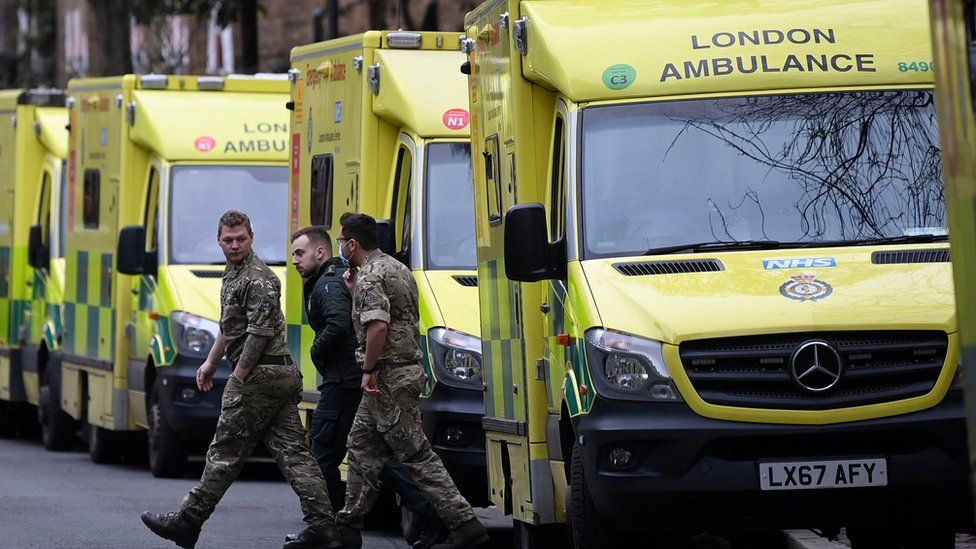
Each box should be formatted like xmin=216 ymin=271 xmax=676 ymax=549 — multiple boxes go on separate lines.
xmin=286 ymin=30 xmax=488 ymax=516
xmin=62 ymin=74 xmax=290 ymax=476
xmin=465 ymin=0 xmax=969 ymax=546
xmin=0 ymin=89 xmax=68 ymax=443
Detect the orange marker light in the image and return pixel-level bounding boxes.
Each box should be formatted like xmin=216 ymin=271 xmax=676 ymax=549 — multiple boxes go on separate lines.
xmin=579 ymin=384 xmax=588 ymax=395
xmin=556 ymin=333 xmax=571 ymax=346
xmin=149 ymin=312 xmax=160 ymax=320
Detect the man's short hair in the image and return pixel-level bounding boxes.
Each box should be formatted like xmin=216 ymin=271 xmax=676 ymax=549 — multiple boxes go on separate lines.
xmin=339 ymin=212 xmax=378 ymax=250
xmin=218 ymin=210 xmax=253 ymax=237
xmin=291 ymin=225 xmax=332 ymax=249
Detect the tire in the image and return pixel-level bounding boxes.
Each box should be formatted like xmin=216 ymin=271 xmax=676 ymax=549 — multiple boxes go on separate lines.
xmin=148 ymin=396 xmax=187 ymax=478
xmin=846 ymin=526 xmax=899 ymax=549
xmin=570 ymin=442 xmax=617 ymax=549
xmin=87 ymin=423 xmax=124 ymax=464
xmin=39 ymin=368 xmax=77 ymax=451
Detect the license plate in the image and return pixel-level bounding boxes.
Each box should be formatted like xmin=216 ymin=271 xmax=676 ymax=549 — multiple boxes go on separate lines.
xmin=759 ymin=458 xmax=887 ymax=491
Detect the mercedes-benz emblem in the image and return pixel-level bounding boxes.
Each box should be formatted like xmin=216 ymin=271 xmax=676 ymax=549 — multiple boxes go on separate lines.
xmin=789 ymin=340 xmax=843 ymax=393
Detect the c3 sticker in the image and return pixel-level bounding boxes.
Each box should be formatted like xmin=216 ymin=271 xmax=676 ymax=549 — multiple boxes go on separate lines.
xmin=603 ymin=64 xmax=637 ymax=90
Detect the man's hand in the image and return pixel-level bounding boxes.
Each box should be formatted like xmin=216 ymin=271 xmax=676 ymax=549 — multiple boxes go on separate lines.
xmin=232 ymin=366 xmax=249 ymax=383
xmin=196 ymin=361 xmax=218 ymax=391
xmin=362 ymin=372 xmax=380 ymax=396
xmin=343 ymin=267 xmax=358 ymax=293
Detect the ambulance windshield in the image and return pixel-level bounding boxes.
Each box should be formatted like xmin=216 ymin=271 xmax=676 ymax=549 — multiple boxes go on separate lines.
xmin=425 ymin=142 xmax=476 ymax=270
xmin=169 ymin=165 xmax=288 ymax=265
xmin=579 ymin=90 xmax=945 ymax=259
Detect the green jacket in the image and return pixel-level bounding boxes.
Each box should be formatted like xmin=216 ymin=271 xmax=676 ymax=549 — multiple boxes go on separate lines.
xmin=303 ymin=258 xmax=360 ymax=388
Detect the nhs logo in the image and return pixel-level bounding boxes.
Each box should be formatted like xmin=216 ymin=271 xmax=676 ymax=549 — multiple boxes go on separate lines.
xmin=763 ymin=257 xmax=837 ymax=270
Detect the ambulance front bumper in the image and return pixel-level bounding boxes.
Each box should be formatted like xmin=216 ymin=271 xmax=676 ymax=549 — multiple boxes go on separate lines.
xmin=420 ymin=383 xmax=489 ymax=506
xmin=158 ymin=355 xmax=230 ymax=443
xmin=573 ymin=392 xmax=973 ymax=532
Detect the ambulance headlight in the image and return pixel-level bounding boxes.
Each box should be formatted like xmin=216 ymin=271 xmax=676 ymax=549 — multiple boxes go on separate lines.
xmin=584 ymin=328 xmax=682 ymax=401
xmin=428 ymin=328 xmax=482 ymax=389
xmin=170 ymin=311 xmax=219 ymax=359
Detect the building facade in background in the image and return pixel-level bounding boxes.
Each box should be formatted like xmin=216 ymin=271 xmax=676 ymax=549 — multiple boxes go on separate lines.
xmin=40 ymin=0 xmax=478 ymax=87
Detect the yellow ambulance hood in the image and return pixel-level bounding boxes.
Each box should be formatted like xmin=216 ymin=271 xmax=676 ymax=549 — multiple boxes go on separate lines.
xmin=129 ymin=90 xmax=289 ymax=161
xmin=581 ymin=246 xmax=955 ymax=344
xmin=423 ymin=271 xmax=481 ymax=337
xmin=518 ymin=0 xmax=933 ymax=102
xmin=372 ymin=49 xmax=471 ymax=138
xmin=164 ymin=265 xmax=288 ymax=323
xmin=35 ymin=107 xmax=68 ymax=158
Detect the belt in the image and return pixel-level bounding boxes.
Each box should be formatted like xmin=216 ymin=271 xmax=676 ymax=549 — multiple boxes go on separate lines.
xmin=376 ymin=360 xmax=420 ymax=369
xmin=258 ymin=354 xmax=294 ymax=366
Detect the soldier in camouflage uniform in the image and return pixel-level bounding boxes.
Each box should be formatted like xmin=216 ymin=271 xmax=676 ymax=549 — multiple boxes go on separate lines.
xmin=141 ymin=210 xmax=342 ymax=549
xmin=333 ymin=213 xmax=489 ymax=549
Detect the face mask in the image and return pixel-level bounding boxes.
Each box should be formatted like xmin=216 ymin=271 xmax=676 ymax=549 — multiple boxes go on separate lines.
xmin=338 ymin=240 xmax=351 ymax=267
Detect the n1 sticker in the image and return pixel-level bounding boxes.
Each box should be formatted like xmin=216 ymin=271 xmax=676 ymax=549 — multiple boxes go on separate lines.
xmin=195 ymin=136 xmax=216 ymax=152
xmin=443 ymin=108 xmax=469 ymax=130
xmin=603 ymin=64 xmax=636 ymax=90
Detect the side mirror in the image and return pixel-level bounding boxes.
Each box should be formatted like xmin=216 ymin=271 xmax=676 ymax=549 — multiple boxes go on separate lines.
xmin=117 ymin=226 xmax=148 ymax=275
xmin=27 ymin=224 xmax=49 ymax=269
xmin=504 ymin=203 xmax=566 ymax=281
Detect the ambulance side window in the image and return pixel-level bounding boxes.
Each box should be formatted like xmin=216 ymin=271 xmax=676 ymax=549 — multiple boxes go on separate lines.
xmin=484 ymin=135 xmax=501 ymax=225
xmin=310 ymin=154 xmax=334 ymax=228
xmin=83 ymin=169 xmax=100 ymax=229
xmin=144 ymin=168 xmax=159 ymax=254
xmin=38 ymin=172 xmax=52 ymax=244
xmin=549 ymin=115 xmax=566 ymax=240
xmin=391 ymin=145 xmax=412 ymax=254
xmin=58 ymin=163 xmax=66 ymax=257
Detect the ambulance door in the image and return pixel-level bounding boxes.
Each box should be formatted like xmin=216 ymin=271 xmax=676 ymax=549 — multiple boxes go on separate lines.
xmin=542 ymin=104 xmax=571 ymax=412
xmin=127 ymin=163 xmax=160 ymax=426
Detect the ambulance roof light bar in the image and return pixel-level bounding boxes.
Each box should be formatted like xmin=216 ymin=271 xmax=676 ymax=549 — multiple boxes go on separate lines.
xmin=140 ymin=74 xmax=169 ymax=89
xmin=387 ymin=32 xmax=423 ymax=49
xmin=197 ymin=76 xmax=225 ymax=91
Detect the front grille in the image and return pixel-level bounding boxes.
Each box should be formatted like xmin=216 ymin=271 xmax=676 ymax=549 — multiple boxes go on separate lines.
xmin=679 ymin=331 xmax=947 ymax=410
xmin=872 ymin=249 xmax=950 ymax=264
xmin=191 ymin=270 xmax=223 ymax=278
xmin=452 ymin=275 xmax=478 ymax=287
xmin=613 ymin=259 xmax=723 ymax=276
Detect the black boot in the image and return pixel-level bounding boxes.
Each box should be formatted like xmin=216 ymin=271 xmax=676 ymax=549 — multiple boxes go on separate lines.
xmin=281 ymin=524 xmax=343 ymax=549
xmin=431 ymin=518 xmax=489 ymax=549
xmin=140 ymin=510 xmax=201 ymax=549
xmin=336 ymin=524 xmax=362 ymax=549
xmin=413 ymin=522 xmax=448 ymax=549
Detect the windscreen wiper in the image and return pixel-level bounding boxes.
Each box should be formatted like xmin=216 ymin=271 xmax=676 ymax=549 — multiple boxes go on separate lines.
xmin=643 ymin=240 xmax=784 ymax=255
xmin=790 ymin=234 xmax=949 ymax=248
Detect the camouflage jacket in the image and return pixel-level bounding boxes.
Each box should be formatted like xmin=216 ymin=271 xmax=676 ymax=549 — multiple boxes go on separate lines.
xmin=352 ymin=252 xmax=423 ymax=366
xmin=220 ymin=250 xmax=290 ymax=365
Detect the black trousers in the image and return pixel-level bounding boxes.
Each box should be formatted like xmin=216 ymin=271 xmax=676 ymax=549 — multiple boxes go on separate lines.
xmin=309 ymin=383 xmax=441 ymax=531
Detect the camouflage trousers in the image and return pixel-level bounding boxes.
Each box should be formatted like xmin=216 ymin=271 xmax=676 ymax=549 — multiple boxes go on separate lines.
xmin=337 ymin=363 xmax=474 ymax=529
xmin=181 ymin=363 xmax=334 ymax=527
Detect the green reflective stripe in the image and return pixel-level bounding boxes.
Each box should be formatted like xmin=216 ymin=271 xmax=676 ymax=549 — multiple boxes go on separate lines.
xmin=76 ymin=250 xmax=88 ymax=303
xmin=63 ymin=301 xmax=76 ymax=353
xmin=87 ymin=305 xmax=99 ymax=359
xmin=99 ymin=253 xmax=112 ymax=307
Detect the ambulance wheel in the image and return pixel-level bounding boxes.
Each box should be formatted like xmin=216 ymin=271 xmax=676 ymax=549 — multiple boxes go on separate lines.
xmin=570 ymin=441 xmax=617 ymax=549
xmin=148 ymin=398 xmax=186 ymax=478
xmin=39 ymin=376 xmax=76 ymax=451
xmin=903 ymin=527 xmax=955 ymax=549
xmin=87 ymin=424 xmax=124 ymax=464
